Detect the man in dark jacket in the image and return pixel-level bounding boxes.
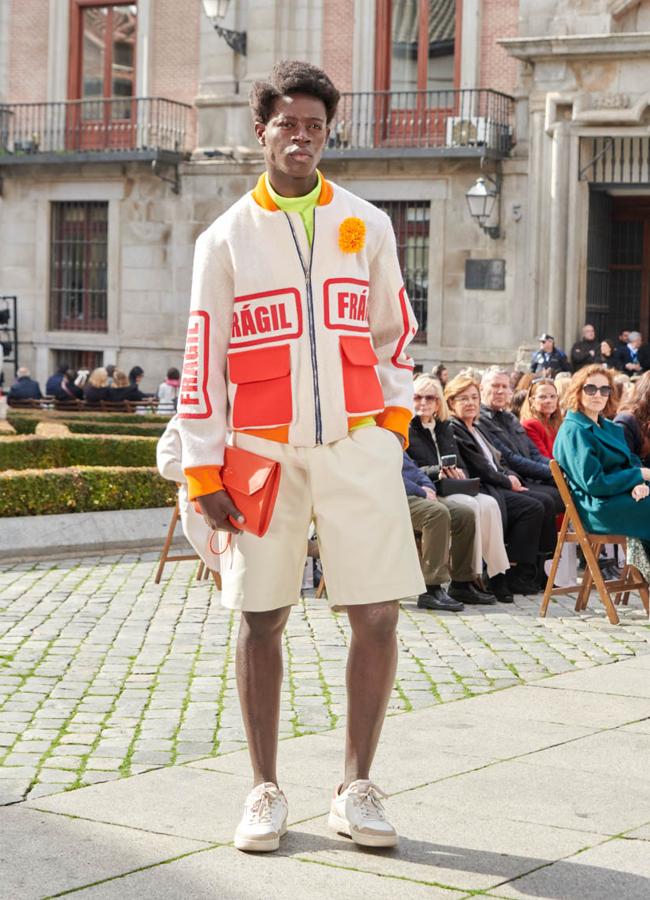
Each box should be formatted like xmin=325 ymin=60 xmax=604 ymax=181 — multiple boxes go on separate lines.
xmin=7 ymin=367 xmax=42 ymax=403
xmin=402 ymin=453 xmax=495 ymax=611
xmin=530 ymin=334 xmax=570 ymax=376
xmin=570 ymin=324 xmax=598 ymax=371
xmin=479 ymin=369 xmax=563 ymax=578
xmin=45 ymin=363 xmax=69 ymax=396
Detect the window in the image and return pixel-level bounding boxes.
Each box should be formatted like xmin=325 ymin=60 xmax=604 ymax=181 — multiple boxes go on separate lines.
xmin=50 ymin=202 xmax=109 ymax=333
xmin=377 ymin=0 xmax=457 ymax=100
xmin=52 ymin=349 xmax=104 ymax=372
xmin=374 ymin=200 xmax=430 ymax=342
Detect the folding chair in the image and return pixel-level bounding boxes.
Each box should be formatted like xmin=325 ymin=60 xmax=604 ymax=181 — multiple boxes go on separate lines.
xmin=540 ymin=460 xmax=649 ymax=624
xmin=154 ymin=496 xmax=222 ymax=589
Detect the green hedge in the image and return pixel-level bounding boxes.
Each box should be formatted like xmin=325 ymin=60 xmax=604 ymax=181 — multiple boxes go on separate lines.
xmin=0 ymin=436 xmax=158 ymax=471
xmin=0 ymin=466 xmax=176 ymax=517
xmin=7 ymin=413 xmax=170 ymax=436
xmin=67 ymin=422 xmax=166 ymax=437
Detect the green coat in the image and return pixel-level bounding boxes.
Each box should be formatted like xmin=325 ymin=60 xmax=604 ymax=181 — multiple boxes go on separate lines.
xmin=554 ymin=410 xmax=649 ymax=538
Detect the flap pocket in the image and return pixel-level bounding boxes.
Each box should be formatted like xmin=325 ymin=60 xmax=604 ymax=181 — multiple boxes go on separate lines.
xmin=228 ymin=343 xmax=291 ymax=385
xmin=221 ymin=458 xmax=275 ymax=496
xmin=339 ymin=335 xmax=378 ymax=367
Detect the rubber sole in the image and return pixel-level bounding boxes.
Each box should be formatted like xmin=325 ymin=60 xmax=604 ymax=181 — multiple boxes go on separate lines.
xmin=328 ymin=810 xmax=398 ymax=848
xmin=234 ymin=818 xmax=287 ymax=852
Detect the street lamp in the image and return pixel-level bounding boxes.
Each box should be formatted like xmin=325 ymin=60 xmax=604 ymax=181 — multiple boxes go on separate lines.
xmin=202 ymin=0 xmax=246 ymax=55
xmin=465 ymin=174 xmax=501 ymax=239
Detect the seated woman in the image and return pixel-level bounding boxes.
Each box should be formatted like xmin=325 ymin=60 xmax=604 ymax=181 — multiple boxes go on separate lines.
xmin=596 ymin=338 xmax=620 ymax=370
xmin=614 ymin=371 xmax=650 ymax=466
xmin=520 ymin=378 xmax=563 ymax=458
xmin=444 ymin=373 xmax=547 ymax=598
xmin=83 ymin=367 xmax=110 ymax=407
xmin=107 ymin=369 xmax=131 ymax=403
xmin=555 ymin=365 xmax=650 ymax=554
xmin=408 ymin=375 xmax=510 ymax=601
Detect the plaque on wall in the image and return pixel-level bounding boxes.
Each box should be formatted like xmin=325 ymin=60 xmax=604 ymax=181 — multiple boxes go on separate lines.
xmin=465 ymin=259 xmax=506 ymax=291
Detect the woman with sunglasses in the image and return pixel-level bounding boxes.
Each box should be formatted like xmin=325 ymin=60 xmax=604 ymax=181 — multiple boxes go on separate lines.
xmin=408 ymin=376 xmax=510 ymax=601
xmin=554 ymin=365 xmax=650 ymax=546
xmin=519 ymin=378 xmax=563 ymax=458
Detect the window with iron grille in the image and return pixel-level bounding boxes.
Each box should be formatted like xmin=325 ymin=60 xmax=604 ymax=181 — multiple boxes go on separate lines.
xmin=373 ymin=200 xmax=430 ymax=342
xmin=52 ymin=349 xmax=104 ymax=373
xmin=50 ymin=201 xmax=108 ymax=332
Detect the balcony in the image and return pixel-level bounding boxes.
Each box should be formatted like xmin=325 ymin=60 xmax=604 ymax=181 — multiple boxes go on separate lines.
xmin=325 ymin=89 xmax=515 ymax=159
xmin=0 ymin=97 xmax=193 ymax=166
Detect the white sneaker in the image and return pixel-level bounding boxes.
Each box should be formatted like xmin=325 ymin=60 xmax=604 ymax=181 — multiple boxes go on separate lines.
xmin=328 ymin=779 xmax=398 ymax=847
xmin=234 ymin=781 xmax=288 ymax=852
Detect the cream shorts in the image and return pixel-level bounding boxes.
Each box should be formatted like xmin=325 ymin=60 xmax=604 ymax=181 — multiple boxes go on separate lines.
xmin=220 ymin=426 xmax=425 ymax=612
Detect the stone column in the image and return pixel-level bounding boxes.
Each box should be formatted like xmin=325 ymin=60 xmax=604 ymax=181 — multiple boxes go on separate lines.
xmin=547 ymin=120 xmax=571 ymax=346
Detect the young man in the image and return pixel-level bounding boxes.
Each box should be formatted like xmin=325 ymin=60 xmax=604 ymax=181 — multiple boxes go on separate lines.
xmin=176 ymin=61 xmax=424 ymax=852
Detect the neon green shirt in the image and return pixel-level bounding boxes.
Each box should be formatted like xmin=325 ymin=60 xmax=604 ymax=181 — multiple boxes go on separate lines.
xmin=265 ymin=171 xmax=321 ymax=246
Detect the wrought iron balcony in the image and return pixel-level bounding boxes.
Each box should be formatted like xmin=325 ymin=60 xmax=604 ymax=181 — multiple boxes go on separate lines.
xmin=325 ymin=89 xmax=514 ymax=159
xmin=0 ymin=97 xmax=193 ymax=165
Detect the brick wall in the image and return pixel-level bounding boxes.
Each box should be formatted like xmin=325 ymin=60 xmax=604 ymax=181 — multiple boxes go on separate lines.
xmin=150 ymin=0 xmax=200 ymax=106
xmin=479 ymin=0 xmax=519 ymax=94
xmin=322 ymin=0 xmax=354 ymax=92
xmin=8 ymin=0 xmax=48 ymax=101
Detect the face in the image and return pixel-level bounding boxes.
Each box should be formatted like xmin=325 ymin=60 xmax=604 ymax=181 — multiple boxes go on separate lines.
xmin=580 ymin=374 xmax=611 ymax=417
xmin=583 ymin=325 xmax=595 ymax=341
xmin=414 ymin=389 xmax=439 ymax=420
xmin=620 ymin=331 xmax=630 ymax=343
xmin=482 ymin=374 xmax=511 ymax=411
xmin=450 ymin=385 xmax=481 ymax=423
xmin=630 ymin=334 xmax=642 ymax=349
xmin=600 ymin=340 xmax=611 ymax=356
xmin=255 ymin=94 xmax=329 ymax=183
xmin=531 ymin=382 xmax=558 ymax=417
xmin=541 ymin=338 xmax=554 ymax=352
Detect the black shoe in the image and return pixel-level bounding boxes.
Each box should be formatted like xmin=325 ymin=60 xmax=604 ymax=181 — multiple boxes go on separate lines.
xmin=448 ymin=581 xmax=496 ymax=605
xmin=506 ymin=571 xmax=540 ymax=596
xmin=487 ymin=573 xmax=514 ymax=603
xmin=417 ymin=585 xmax=464 ymax=611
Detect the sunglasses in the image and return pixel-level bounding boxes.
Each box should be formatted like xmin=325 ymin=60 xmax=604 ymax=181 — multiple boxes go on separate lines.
xmin=582 ymin=384 xmax=612 ymax=397
xmin=414 ymin=394 xmax=437 ymax=402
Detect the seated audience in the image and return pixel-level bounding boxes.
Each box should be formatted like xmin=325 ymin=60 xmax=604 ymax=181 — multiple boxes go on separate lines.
xmin=8 ymin=367 xmax=42 ymax=403
xmin=612 ymin=372 xmax=633 ymax=411
xmin=615 ymin=331 xmax=644 ymax=374
xmin=54 ymin=369 xmax=83 ymax=401
xmin=614 ymin=371 xmax=650 ymax=466
xmin=128 ymin=365 xmax=155 ymax=401
xmin=45 ymin=363 xmax=68 ymax=396
xmin=107 ymin=369 xmax=132 ymax=403
xmin=531 ymin=334 xmax=570 ymax=376
xmin=520 ymin=378 xmax=563 ymax=458
xmin=158 ymin=367 xmax=181 ymax=409
xmin=401 ymin=453 xmax=491 ymax=611
xmin=445 ymin=373 xmax=547 ymax=598
xmin=431 ymin=363 xmax=448 ymax=387
xmin=570 ymin=323 xmax=598 ymax=372
xmin=83 ymin=367 xmax=110 ymax=406
xmin=407 ymin=375 xmax=510 ymax=599
xmin=554 ymin=364 xmax=650 ymax=554
xmin=554 ymin=371 xmax=572 ymax=413
xmin=510 ymin=389 xmax=528 ymax=421
xmin=595 ymin=338 xmax=620 ymax=370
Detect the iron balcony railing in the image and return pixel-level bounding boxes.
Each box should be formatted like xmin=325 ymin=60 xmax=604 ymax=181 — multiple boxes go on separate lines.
xmin=0 ymin=97 xmax=193 ymax=161
xmin=326 ymin=89 xmax=514 ymax=157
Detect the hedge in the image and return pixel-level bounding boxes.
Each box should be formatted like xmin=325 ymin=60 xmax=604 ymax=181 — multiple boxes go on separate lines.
xmin=67 ymin=422 xmax=166 ymax=437
xmin=0 ymin=435 xmax=158 ymax=471
xmin=7 ymin=413 xmax=170 ymax=436
xmin=0 ymin=466 xmax=176 ymax=517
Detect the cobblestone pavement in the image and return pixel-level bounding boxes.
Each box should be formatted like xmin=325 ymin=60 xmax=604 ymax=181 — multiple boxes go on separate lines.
xmin=1 ymin=552 xmax=649 ymax=806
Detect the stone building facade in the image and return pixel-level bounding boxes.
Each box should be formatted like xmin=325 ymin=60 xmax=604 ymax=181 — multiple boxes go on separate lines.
xmin=5 ymin=1 xmax=645 ymax=390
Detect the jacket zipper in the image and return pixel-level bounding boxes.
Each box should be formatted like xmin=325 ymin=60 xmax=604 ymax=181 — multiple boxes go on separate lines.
xmin=284 ymin=210 xmax=323 ymax=445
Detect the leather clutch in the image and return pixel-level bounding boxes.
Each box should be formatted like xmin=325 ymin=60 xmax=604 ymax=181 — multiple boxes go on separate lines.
xmin=436 ymin=477 xmax=480 ymax=497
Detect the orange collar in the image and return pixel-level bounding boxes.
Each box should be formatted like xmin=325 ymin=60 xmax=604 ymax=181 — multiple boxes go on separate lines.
xmin=251 ymin=171 xmax=334 ymax=211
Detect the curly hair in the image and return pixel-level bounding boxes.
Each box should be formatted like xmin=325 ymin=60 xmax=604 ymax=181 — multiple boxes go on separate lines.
xmin=618 ymin=370 xmax=650 ymax=424
xmin=249 ymin=60 xmax=340 ymax=124
xmin=563 ymin=364 xmax=618 ymax=419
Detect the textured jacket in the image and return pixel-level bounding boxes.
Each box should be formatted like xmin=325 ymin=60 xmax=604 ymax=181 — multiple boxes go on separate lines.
xmin=479 ymin=405 xmax=553 ymax=483
xmin=176 ymin=174 xmax=418 ymax=499
xmin=450 ymin=418 xmax=513 ymax=490
xmin=407 ymin=416 xmax=469 ymax=477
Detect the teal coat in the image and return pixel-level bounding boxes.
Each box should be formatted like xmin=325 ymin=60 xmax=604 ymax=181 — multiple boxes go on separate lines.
xmin=554 ymin=410 xmax=650 ymax=538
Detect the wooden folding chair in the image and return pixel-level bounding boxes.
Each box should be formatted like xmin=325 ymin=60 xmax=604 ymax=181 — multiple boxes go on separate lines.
xmin=154 ymin=496 xmax=222 ymax=589
xmin=540 ymin=460 xmax=649 ymax=625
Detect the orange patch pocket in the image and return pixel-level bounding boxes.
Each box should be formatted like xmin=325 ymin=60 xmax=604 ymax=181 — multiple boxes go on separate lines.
xmin=339 ymin=335 xmax=385 ymax=414
xmin=228 ymin=343 xmax=292 ymax=429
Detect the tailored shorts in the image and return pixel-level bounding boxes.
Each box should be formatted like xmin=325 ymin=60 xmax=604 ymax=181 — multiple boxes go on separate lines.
xmin=220 ymin=426 xmax=425 ymax=612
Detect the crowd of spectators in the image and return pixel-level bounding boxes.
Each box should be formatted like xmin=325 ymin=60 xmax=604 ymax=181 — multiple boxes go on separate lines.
xmin=4 ymin=362 xmax=182 ymax=412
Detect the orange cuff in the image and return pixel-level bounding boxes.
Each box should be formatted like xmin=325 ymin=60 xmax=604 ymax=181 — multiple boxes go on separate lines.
xmin=375 ymin=406 xmax=413 ymax=448
xmin=184 ymin=465 xmax=224 ymax=501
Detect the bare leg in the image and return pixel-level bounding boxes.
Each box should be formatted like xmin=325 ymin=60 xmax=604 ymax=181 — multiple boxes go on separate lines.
xmin=236 ymin=606 xmax=292 ymax=788
xmin=343 ymin=600 xmax=399 ymax=788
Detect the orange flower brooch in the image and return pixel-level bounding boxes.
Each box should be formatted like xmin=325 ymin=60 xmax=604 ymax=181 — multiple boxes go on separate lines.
xmin=338 ymin=216 xmax=366 ymax=253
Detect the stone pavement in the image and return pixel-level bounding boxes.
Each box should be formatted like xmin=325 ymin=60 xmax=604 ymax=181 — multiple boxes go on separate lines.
xmin=1 ymin=552 xmax=650 ymax=806
xmin=2 ymin=652 xmax=650 ymax=898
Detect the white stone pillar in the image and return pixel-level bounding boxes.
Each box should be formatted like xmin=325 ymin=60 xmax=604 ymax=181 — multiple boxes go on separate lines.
xmin=547 ymin=120 xmax=571 ymax=346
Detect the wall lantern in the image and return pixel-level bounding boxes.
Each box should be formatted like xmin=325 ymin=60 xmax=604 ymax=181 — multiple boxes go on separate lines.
xmin=202 ymin=0 xmax=247 ymax=55
xmin=465 ymin=174 xmax=501 ymax=240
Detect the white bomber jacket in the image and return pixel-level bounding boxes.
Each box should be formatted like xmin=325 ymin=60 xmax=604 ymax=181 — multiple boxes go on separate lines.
xmin=177 ymin=173 xmax=419 ymax=499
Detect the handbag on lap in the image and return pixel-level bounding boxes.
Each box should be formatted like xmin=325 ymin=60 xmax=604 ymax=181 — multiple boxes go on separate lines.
xmin=436 ymin=477 xmax=480 ymax=498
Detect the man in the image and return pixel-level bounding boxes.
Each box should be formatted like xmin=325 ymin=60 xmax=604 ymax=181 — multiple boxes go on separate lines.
xmin=45 ymin=363 xmax=69 ymax=396
xmin=570 ymin=324 xmax=598 ymax=371
xmin=530 ymin=334 xmax=569 ymax=376
xmin=616 ymin=331 xmax=644 ymax=373
xmin=176 ymin=61 xmax=424 ymax=853
xmin=7 ymin=367 xmax=42 ymax=403
xmin=478 ymin=368 xmax=563 ymax=586
xmin=402 ymin=453 xmax=496 ymax=612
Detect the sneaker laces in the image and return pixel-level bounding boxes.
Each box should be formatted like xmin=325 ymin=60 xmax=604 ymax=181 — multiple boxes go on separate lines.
xmin=347 ymin=781 xmax=388 ymax=821
xmin=245 ymin=785 xmax=281 ymax=826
